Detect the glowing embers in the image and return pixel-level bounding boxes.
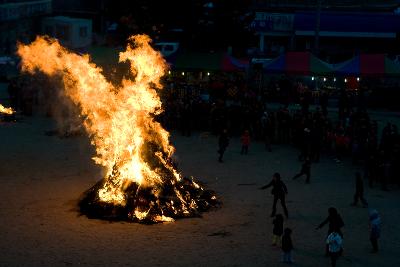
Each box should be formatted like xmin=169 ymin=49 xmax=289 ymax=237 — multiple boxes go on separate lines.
xmin=79 ymin=174 xmax=218 ymax=223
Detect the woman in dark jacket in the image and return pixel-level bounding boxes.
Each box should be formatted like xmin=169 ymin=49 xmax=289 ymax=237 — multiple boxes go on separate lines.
xmin=316 ymin=207 xmax=345 ymax=236
xmin=260 ymin=172 xmax=289 ymax=218
xmin=218 ymin=129 xmax=229 ymax=162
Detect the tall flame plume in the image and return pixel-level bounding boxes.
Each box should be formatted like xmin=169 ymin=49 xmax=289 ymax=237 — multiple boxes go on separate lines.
xmin=17 ymin=35 xmax=217 ymax=223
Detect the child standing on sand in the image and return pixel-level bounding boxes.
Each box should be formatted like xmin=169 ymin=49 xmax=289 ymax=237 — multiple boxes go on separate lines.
xmin=326 ymin=228 xmax=343 ymax=267
xmin=281 ymin=228 xmax=293 ymax=263
xmin=369 ymin=209 xmax=381 ymax=253
xmin=272 ymin=214 xmax=284 ymax=246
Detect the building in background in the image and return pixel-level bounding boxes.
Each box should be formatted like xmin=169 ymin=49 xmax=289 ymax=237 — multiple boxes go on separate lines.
xmin=52 ymin=0 xmax=106 ymax=34
xmin=0 ymin=0 xmax=52 ymax=55
xmin=42 ymin=16 xmax=92 ymax=49
xmin=250 ymin=0 xmax=400 ymax=61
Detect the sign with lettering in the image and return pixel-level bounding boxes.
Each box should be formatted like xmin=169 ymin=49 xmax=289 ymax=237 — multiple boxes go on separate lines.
xmin=251 ymin=12 xmax=294 ymax=32
xmin=0 ymin=0 xmax=51 ymax=22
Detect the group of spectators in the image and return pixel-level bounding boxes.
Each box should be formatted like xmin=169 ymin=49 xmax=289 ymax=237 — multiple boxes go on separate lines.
xmin=160 ymin=74 xmax=400 ymax=190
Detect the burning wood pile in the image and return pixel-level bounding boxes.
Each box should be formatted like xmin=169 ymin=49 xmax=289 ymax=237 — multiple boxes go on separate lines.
xmin=80 ymin=167 xmax=218 ymax=223
xmin=17 ymin=35 xmax=218 ymax=223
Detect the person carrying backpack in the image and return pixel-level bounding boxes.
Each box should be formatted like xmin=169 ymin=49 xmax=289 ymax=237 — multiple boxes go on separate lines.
xmin=326 ymin=228 xmax=343 ymax=267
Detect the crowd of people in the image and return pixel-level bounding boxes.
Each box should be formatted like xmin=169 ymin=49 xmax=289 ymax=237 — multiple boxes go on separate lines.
xmin=159 ymin=73 xmax=400 ymax=190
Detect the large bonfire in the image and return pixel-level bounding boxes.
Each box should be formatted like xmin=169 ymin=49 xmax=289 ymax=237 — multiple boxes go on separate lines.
xmin=17 ymin=35 xmax=218 ymax=223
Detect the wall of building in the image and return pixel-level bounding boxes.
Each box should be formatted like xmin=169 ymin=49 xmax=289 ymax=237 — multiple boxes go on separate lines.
xmin=250 ymin=9 xmax=400 ymax=60
xmin=42 ymin=16 xmax=92 ymax=48
xmin=0 ymin=0 xmax=52 ymax=55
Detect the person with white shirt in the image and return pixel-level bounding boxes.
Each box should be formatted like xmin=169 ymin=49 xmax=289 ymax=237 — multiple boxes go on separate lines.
xmin=326 ymin=229 xmax=343 ymax=267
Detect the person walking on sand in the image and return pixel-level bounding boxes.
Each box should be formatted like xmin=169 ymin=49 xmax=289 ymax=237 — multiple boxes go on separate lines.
xmin=281 ymin=228 xmax=294 ymax=264
xmin=272 ymin=214 xmax=284 ymax=246
xmin=316 ymin=207 xmax=344 ymax=256
xmin=351 ymin=172 xmax=368 ymax=207
xmin=292 ymin=157 xmax=311 ymax=184
xmin=369 ymin=209 xmax=381 ymax=253
xmin=217 ymin=129 xmax=229 ymax=162
xmin=260 ymin=173 xmax=289 ymax=218
xmin=240 ymin=130 xmax=250 ymax=155
xmin=326 ymin=228 xmax=343 ymax=267
xmin=316 ymin=207 xmax=345 ymax=236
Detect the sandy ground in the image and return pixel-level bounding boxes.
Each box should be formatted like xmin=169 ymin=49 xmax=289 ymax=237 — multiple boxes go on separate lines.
xmin=0 ymin=114 xmax=399 ymax=267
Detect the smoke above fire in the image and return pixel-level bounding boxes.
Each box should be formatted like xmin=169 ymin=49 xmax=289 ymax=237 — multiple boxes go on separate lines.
xmin=17 ymin=35 xmax=217 ymax=223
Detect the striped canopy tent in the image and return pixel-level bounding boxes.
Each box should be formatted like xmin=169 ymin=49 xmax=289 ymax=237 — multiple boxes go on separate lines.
xmin=263 ymin=52 xmax=334 ymax=75
xmin=334 ymin=56 xmax=360 ymax=76
xmin=385 ymin=57 xmax=400 ymax=75
xmin=261 ymin=54 xmax=285 ymax=73
xmin=222 ymin=54 xmax=249 ymax=71
xmin=334 ymin=54 xmax=400 ymax=76
xmin=166 ymin=52 xmax=249 ymax=72
xmin=286 ymin=52 xmax=310 ymax=75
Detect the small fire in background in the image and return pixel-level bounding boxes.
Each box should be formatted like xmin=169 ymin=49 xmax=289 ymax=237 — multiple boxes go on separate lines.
xmin=0 ymin=104 xmax=14 ymax=115
xmin=17 ymin=35 xmax=218 ymax=223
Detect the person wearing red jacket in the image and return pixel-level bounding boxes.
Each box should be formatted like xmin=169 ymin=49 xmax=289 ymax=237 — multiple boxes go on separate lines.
xmin=240 ymin=130 xmax=250 ymax=155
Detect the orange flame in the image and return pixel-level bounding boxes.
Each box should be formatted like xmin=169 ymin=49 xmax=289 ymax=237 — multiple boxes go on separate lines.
xmin=0 ymin=104 xmax=14 ymax=115
xmin=17 ymin=35 xmax=179 ymax=206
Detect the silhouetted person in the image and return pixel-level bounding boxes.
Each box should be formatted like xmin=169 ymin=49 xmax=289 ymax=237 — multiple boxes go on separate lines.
xmin=292 ymin=158 xmax=311 ymax=183
xmin=320 ymin=90 xmax=329 ymax=117
xmin=217 ymin=129 xmax=229 ymax=162
xmin=240 ymin=130 xmax=250 ymax=155
xmin=365 ymin=153 xmax=378 ymax=188
xmin=260 ymin=173 xmax=289 ymax=218
xmin=311 ymin=124 xmax=323 ymax=162
xmin=261 ymin=111 xmax=273 ymax=152
xmin=180 ymin=100 xmax=192 ymax=137
xmin=369 ymin=209 xmax=381 ymax=253
xmin=299 ymin=127 xmax=311 ymax=161
xmin=351 ymin=172 xmax=368 ymax=207
xmin=326 ymin=227 xmax=343 ymax=267
xmin=316 ymin=207 xmax=344 ymax=256
xmin=272 ymin=214 xmax=284 ymax=246
xmin=316 ymin=207 xmax=344 ymax=236
xmin=281 ymin=228 xmax=293 ymax=263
